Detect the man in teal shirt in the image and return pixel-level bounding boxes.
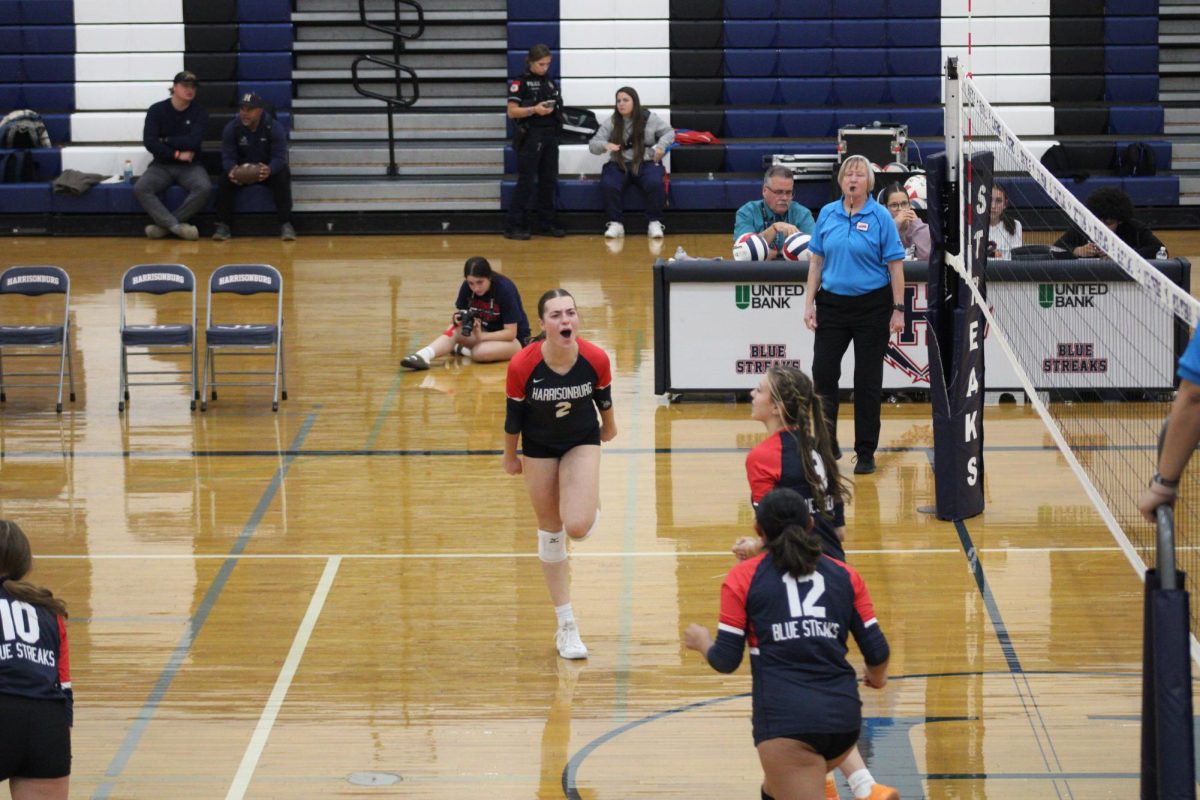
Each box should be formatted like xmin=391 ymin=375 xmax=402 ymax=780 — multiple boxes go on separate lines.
xmin=733 ymin=166 xmax=816 ymax=258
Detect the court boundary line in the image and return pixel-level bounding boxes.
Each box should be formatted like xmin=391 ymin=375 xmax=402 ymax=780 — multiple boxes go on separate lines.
xmin=561 ymin=670 xmax=1147 ymax=799
xmin=225 ymin=556 xmax=341 ymax=800
xmin=0 ymin=442 xmax=1160 ymax=460
xmin=40 ymin=545 xmax=1152 ymax=561
xmin=90 ymin=411 xmax=319 ymax=800
xmin=952 ymin=516 xmax=1072 ymax=800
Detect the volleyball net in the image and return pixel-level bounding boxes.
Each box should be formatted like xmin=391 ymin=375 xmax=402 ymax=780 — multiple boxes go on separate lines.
xmin=929 ymin=56 xmax=1197 ymax=793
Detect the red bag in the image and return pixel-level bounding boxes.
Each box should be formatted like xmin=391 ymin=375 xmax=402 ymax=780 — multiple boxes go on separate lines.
xmin=674 ymin=129 xmax=722 ymax=145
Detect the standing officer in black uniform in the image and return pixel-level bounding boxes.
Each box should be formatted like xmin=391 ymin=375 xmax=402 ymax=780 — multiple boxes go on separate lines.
xmin=505 ymin=44 xmax=564 ymax=241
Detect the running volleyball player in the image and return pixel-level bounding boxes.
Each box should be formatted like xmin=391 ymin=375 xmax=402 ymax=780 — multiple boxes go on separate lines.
xmin=738 ymin=365 xmax=897 ymax=800
xmin=503 ymin=289 xmax=616 ymax=659
xmin=685 ymin=489 xmax=891 ymax=800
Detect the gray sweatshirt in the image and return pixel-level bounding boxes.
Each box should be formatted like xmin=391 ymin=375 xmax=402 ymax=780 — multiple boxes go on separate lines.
xmin=588 ymin=110 xmax=675 ymax=168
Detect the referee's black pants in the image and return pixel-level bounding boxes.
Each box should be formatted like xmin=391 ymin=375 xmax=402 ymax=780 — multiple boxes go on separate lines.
xmin=811 ymin=285 xmax=893 ymax=458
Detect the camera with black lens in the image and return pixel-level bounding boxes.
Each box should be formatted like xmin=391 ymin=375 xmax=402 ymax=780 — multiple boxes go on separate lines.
xmin=458 ymin=307 xmax=482 ymax=338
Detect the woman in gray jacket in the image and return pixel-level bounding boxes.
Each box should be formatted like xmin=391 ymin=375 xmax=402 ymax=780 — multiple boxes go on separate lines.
xmin=588 ymin=87 xmax=674 ymax=239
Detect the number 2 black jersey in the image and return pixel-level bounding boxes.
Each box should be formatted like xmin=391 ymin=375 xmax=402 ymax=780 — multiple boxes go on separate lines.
xmin=505 ymin=338 xmax=613 ymax=448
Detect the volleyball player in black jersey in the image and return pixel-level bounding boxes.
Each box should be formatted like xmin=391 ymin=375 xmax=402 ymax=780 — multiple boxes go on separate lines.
xmin=504 ymin=289 xmax=616 ymax=659
xmin=0 ymin=520 xmax=72 ymax=800
xmin=685 ymin=489 xmax=890 ymax=800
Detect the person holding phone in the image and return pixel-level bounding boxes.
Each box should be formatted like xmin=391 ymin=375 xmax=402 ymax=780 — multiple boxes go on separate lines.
xmin=505 ymin=44 xmax=563 ymax=241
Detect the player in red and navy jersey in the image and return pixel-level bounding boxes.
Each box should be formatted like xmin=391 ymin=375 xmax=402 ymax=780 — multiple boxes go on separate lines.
xmin=685 ymin=489 xmax=889 ymax=800
xmin=400 ymin=256 xmax=531 ymax=370
xmin=0 ymin=520 xmax=72 ymax=799
xmin=504 ymin=289 xmax=616 ymax=660
xmin=743 ymin=365 xmax=849 ymax=562
xmin=736 ymin=366 xmax=897 ymax=800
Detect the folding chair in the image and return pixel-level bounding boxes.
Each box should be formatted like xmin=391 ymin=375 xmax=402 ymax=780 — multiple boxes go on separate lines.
xmin=201 ymin=264 xmax=288 ymax=412
xmin=0 ymin=266 xmax=75 ymax=413
xmin=118 ymin=264 xmax=198 ymax=413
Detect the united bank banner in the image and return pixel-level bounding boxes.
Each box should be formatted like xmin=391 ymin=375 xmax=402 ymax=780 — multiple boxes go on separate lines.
xmin=665 ymin=278 xmax=1172 ymax=392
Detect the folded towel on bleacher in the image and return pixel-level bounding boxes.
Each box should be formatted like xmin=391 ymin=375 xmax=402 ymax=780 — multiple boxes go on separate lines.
xmin=53 ymin=169 xmax=109 ymax=196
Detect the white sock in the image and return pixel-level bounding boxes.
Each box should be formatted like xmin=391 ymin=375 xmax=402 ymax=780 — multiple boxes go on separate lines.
xmin=416 ymin=346 xmax=435 ymax=362
xmin=847 ymin=768 xmax=874 ymax=799
xmin=459 ymin=346 xmax=472 ymax=357
xmin=555 ymin=603 xmax=575 ymax=627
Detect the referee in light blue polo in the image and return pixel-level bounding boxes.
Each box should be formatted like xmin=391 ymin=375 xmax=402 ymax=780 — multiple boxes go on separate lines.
xmin=804 ymin=154 xmax=906 ymax=476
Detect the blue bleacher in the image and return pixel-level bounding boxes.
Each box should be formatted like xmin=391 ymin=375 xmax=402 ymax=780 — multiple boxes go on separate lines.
xmin=1106 ymin=75 xmax=1158 ymax=102
xmin=0 ymin=1 xmax=72 ymax=25
xmin=1106 ymin=0 xmax=1158 ymax=13
xmin=240 ymin=24 xmax=294 ymax=52
xmin=236 ymin=0 xmax=291 ymax=23
xmin=1110 ymin=105 xmax=1164 ymax=135
xmin=238 ymin=53 xmax=291 ymax=81
xmin=0 ymin=25 xmax=74 ymax=53
xmin=0 ymin=54 xmax=72 ymax=82
xmin=0 ymin=147 xmax=59 ymax=177
xmin=507 ymin=22 xmax=560 ymax=50
xmin=0 ymin=82 xmax=71 ymax=110
xmin=0 ymin=182 xmax=49 ymax=211
xmin=1104 ymin=45 xmax=1159 ymax=73
xmin=505 ymin=0 xmax=559 ymax=21
xmin=1105 ymin=17 xmax=1158 ymax=45
xmin=1005 ymin=175 xmax=1179 ymax=209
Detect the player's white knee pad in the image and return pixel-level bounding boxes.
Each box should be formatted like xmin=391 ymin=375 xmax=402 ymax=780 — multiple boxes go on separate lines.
xmin=576 ymin=507 xmax=600 ymax=542
xmin=538 ymin=529 xmax=568 ymax=563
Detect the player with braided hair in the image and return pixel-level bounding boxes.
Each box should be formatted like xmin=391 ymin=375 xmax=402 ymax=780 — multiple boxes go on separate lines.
xmin=736 ymin=365 xmax=897 ymax=800
xmin=741 ymin=364 xmax=851 ymax=560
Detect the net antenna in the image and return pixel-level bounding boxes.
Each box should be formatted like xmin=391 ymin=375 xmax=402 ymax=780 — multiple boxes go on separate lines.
xmin=939 ymin=59 xmax=1200 ymax=667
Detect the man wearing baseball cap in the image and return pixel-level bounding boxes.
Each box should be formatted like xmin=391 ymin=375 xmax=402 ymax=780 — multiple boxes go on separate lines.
xmin=213 ymin=91 xmax=295 ymax=241
xmin=133 ymin=71 xmax=211 ymax=240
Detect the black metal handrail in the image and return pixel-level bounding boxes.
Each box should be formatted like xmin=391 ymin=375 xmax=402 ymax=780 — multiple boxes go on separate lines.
xmin=353 ymin=0 xmax=424 ymax=176
xmin=359 ymin=0 xmax=425 ymax=41
xmin=351 ymin=55 xmax=420 ymax=177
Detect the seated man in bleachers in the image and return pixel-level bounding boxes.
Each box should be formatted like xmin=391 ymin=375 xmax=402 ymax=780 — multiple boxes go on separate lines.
xmin=134 ymin=71 xmax=211 ymax=241
xmin=213 ymin=92 xmax=295 ymax=241
xmin=733 ymin=165 xmax=815 ymax=259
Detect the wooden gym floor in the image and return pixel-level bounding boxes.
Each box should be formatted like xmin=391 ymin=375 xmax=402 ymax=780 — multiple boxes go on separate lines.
xmin=2 ymin=230 xmax=1199 ymax=799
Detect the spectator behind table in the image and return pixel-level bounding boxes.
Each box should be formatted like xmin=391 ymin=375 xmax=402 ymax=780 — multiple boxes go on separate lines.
xmin=213 ymin=92 xmax=295 ymax=242
xmin=733 ymin=166 xmax=816 ymax=259
xmin=588 ymin=86 xmax=675 ymax=240
xmin=504 ymin=44 xmax=563 ymax=241
xmin=134 ymin=70 xmax=210 ymax=241
xmin=804 ymin=154 xmax=907 ymax=476
xmin=879 ymin=182 xmax=930 ymax=261
xmin=1054 ymin=186 xmax=1164 ymax=259
xmin=988 ymin=183 xmax=1023 ymax=259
